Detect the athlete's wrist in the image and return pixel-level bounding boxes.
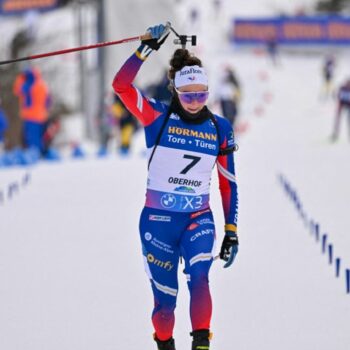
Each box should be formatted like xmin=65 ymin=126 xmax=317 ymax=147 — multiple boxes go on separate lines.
xmin=135 ymin=44 xmax=153 ymax=61
xmin=224 ymin=223 xmax=237 ymax=233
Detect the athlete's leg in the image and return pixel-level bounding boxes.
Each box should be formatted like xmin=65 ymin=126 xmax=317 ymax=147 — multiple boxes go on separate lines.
xmin=139 ymin=208 xmax=186 ymax=341
xmin=120 ymin=123 xmax=134 ymax=153
xmin=26 ymin=120 xmax=46 ymax=153
xmin=332 ymin=108 xmax=342 ymax=141
xmin=180 ymin=210 xmax=216 ymax=331
xmin=347 ymin=108 xmax=350 ymax=140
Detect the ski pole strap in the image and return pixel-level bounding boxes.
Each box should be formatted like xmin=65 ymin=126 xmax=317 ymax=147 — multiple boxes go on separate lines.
xmin=208 ymin=114 xmax=238 ymax=156
xmin=218 ymin=144 xmax=239 ymax=155
xmin=147 ymin=110 xmax=171 ymax=170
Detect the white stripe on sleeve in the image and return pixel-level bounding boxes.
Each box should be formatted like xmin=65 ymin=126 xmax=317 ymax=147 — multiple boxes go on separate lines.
xmin=217 ymin=162 xmax=236 ymax=183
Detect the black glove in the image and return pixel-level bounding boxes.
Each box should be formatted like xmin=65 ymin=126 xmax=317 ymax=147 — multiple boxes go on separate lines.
xmin=220 ymin=230 xmax=239 ymax=268
xmin=141 ymin=24 xmax=170 ymax=50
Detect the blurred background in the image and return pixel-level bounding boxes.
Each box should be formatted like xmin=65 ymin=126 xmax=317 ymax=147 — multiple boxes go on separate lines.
xmin=0 ymin=1 xmax=350 ymax=350
xmin=0 ymin=0 xmax=349 ymax=158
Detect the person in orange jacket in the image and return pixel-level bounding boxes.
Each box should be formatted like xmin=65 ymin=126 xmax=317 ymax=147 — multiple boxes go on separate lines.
xmin=13 ymin=67 xmax=51 ymax=155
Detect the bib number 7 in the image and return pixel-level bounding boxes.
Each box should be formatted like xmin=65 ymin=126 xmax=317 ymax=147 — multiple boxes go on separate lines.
xmin=180 ymin=155 xmax=201 ymax=174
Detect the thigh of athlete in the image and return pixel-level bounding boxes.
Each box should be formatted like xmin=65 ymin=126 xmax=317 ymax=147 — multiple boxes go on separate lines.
xmin=180 ymin=209 xmax=216 ymax=275
xmin=139 ymin=207 xmax=190 ymax=293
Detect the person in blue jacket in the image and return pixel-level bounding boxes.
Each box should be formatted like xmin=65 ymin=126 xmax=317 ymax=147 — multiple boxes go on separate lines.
xmin=113 ymin=24 xmax=239 ymax=350
xmin=0 ymin=98 xmax=9 ymax=151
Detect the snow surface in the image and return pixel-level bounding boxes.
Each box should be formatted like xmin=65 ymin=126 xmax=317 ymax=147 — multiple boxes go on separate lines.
xmin=1 ymin=0 xmax=350 ymax=349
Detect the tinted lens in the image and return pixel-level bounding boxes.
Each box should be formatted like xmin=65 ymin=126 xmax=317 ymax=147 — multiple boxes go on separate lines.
xmin=196 ymin=92 xmax=209 ymax=103
xmin=178 ymin=91 xmax=209 ymax=104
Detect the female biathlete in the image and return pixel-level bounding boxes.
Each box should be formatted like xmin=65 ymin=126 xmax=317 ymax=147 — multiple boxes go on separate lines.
xmin=112 ymin=24 xmax=239 ymax=350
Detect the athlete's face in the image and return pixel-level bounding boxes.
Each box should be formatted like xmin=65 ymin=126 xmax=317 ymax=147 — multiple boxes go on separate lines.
xmin=176 ymin=84 xmax=209 ymax=114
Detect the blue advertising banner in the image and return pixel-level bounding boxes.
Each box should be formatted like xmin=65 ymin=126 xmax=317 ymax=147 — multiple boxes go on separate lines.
xmin=233 ymin=16 xmax=350 ymax=45
xmin=0 ymin=0 xmax=59 ymax=15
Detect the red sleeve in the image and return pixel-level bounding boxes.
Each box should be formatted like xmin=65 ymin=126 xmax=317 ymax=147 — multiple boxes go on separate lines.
xmin=112 ymin=49 xmax=161 ymax=126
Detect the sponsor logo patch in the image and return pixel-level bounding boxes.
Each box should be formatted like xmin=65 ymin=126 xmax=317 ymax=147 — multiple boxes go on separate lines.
xmin=197 ymin=218 xmax=214 ymax=226
xmin=145 ymin=232 xmax=152 ymax=241
xmin=168 ymin=126 xmax=217 ymax=141
xmin=160 ymin=193 xmax=177 ymax=209
xmin=149 ymin=215 xmax=171 ymax=222
xmin=151 ymin=238 xmax=174 ymax=254
xmin=174 ymin=186 xmax=195 ymax=193
xmin=170 ymin=113 xmax=180 ymax=120
xmin=180 ymin=67 xmax=203 ymax=76
xmin=190 ymin=229 xmax=214 ymax=242
xmin=168 ymin=177 xmax=202 ymax=187
xmin=190 ymin=208 xmax=211 ymax=219
xmin=188 ymin=223 xmax=199 ymax=231
xmin=147 ymin=253 xmax=173 ymax=271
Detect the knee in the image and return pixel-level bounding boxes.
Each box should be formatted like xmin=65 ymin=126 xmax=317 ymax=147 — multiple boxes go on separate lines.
xmin=153 ymin=301 xmax=176 ymax=320
xmin=188 ymin=271 xmax=209 ymax=291
xmin=158 ymin=308 xmax=174 ymax=322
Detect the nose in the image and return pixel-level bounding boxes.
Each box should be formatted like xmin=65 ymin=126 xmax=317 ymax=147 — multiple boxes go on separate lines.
xmin=189 ymin=98 xmax=200 ymax=106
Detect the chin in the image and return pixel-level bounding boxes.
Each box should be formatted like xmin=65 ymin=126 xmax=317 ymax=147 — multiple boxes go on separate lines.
xmin=187 ymin=108 xmax=201 ymax=114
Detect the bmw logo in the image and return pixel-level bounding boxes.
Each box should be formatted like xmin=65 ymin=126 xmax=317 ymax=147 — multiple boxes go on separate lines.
xmin=160 ymin=193 xmax=176 ymax=209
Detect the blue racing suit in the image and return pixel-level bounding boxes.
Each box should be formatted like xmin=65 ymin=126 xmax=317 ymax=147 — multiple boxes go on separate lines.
xmin=112 ymin=45 xmax=238 ymax=341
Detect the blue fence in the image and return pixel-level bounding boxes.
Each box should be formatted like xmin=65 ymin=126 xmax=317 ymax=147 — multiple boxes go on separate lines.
xmin=0 ymin=171 xmax=31 ymax=206
xmin=233 ymin=16 xmax=350 ymax=45
xmin=278 ymin=174 xmax=350 ymax=295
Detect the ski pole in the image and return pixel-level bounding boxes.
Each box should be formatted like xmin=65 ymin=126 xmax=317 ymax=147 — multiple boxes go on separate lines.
xmin=0 ymin=33 xmax=155 ymax=66
xmin=0 ymin=22 xmax=199 ymax=66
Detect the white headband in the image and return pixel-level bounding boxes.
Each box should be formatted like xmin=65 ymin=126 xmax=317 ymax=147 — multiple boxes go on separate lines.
xmin=174 ymin=65 xmax=208 ymax=88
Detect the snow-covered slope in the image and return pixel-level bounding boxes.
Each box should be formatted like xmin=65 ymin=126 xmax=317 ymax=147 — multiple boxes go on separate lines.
xmin=1 ymin=0 xmax=350 ymax=349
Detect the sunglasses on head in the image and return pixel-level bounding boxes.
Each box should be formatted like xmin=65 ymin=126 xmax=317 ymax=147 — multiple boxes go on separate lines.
xmin=174 ymin=87 xmax=209 ymax=104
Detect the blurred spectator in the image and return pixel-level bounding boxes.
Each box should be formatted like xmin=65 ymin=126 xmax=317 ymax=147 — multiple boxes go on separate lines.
xmin=43 ymin=116 xmax=61 ymax=154
xmin=189 ymin=7 xmax=200 ymax=30
xmin=331 ymin=79 xmax=350 ymax=142
xmin=111 ymin=94 xmax=139 ymax=155
xmin=98 ymin=92 xmax=114 ymax=155
xmin=212 ymin=0 xmax=222 ymax=15
xmin=146 ymin=70 xmax=172 ymax=104
xmin=216 ymin=66 xmax=241 ymax=126
xmin=99 ymin=93 xmax=138 ymax=156
xmin=322 ymin=54 xmax=336 ymax=99
xmin=295 ymin=6 xmax=307 ymax=16
xmin=0 ymin=98 xmax=9 ymax=152
xmin=266 ymin=34 xmax=279 ymax=66
xmin=13 ymin=66 xmax=51 ymax=156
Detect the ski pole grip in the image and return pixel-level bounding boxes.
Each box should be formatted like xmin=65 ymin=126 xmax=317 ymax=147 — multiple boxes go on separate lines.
xmin=140 ymin=33 xmax=153 ymax=41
